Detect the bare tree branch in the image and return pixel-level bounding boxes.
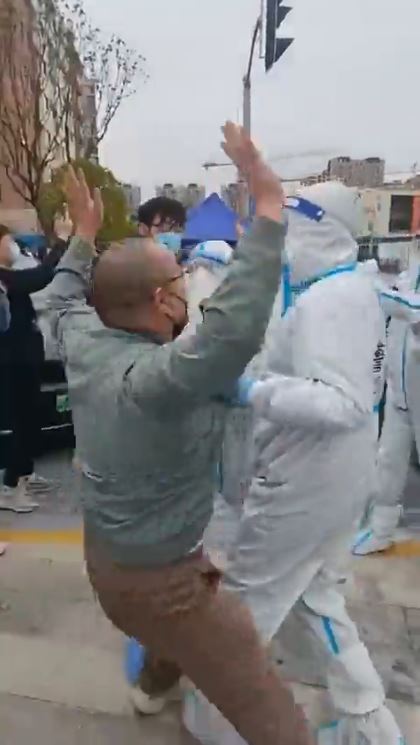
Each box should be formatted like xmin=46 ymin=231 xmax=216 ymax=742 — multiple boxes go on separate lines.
xmin=0 ymin=0 xmax=146 ymax=230
xmin=0 ymin=0 xmax=79 ymax=229
xmin=61 ymin=0 xmax=147 ymax=159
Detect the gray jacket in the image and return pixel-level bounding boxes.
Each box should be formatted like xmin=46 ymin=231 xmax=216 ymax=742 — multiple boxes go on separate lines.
xmin=48 ymin=218 xmax=286 ymax=567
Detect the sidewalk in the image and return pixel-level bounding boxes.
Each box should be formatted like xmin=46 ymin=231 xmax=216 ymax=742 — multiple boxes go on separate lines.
xmin=1 ymin=539 xmax=420 ymax=744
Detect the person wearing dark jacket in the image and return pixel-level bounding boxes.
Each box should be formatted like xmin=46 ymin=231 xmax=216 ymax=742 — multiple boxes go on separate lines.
xmin=0 ymin=281 xmax=10 ymax=333
xmin=0 ymin=225 xmax=64 ymax=512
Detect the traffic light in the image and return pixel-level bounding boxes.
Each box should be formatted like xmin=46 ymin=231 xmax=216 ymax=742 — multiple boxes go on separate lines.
xmin=265 ymin=0 xmax=293 ymax=73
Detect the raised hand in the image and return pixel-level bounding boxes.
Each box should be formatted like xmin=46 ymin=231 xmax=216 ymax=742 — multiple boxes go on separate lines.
xmin=64 ymin=167 xmax=104 ymax=246
xmin=221 ymin=122 xmax=284 ymax=223
xmin=54 ymin=206 xmax=73 ymax=242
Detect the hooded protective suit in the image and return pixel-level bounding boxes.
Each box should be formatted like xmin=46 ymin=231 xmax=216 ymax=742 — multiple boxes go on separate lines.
xmin=185 ymin=183 xmax=403 ymax=745
xmin=184 ymin=240 xmax=234 ymax=336
xmin=353 ymin=262 xmax=420 ymax=555
xmin=184 ymin=239 xmax=257 ymax=523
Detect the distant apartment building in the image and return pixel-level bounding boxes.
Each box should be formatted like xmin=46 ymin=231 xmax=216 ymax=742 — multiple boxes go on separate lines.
xmin=328 ymin=157 xmax=385 ymax=188
xmin=156 ymin=183 xmax=205 ymax=209
xmin=77 ymin=76 xmax=98 ymax=162
xmin=359 ymin=187 xmax=420 ymax=237
xmin=302 ymin=157 xmax=385 ymax=189
xmin=221 ymin=183 xmax=242 ymax=213
xmin=0 ymin=0 xmax=37 ymax=229
xmin=122 ymin=183 xmax=142 ymax=213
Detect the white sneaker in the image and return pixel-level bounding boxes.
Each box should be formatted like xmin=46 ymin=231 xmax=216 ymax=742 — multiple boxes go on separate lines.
xmin=317 ymin=706 xmax=405 ymax=745
xmin=24 ymin=473 xmax=54 ymax=493
xmin=0 ymin=543 xmax=7 ymax=556
xmin=0 ymin=483 xmax=39 ymax=513
xmin=129 ymin=681 xmax=181 ymax=716
xmin=128 ymin=685 xmax=167 ymax=715
xmin=352 ymin=505 xmax=402 ymax=556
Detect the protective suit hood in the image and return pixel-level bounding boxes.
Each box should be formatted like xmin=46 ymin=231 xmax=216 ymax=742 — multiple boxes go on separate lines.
xmin=184 ymin=240 xmax=233 ymax=337
xmin=285 ymin=182 xmax=361 ymax=286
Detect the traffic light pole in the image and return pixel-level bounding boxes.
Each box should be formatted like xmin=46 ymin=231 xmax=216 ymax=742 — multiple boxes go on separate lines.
xmin=238 ymin=1 xmax=293 ymax=217
xmin=243 ymin=16 xmax=262 ymax=138
xmin=239 ymin=16 xmax=262 ymax=217
xmin=243 ymin=77 xmax=251 ymax=137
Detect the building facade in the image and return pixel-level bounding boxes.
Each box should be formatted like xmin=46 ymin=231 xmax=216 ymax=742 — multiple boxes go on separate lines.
xmin=76 ymin=76 xmax=98 ymax=162
xmin=359 ymin=187 xmax=420 ymax=237
xmin=327 ymin=157 xmax=385 ymax=188
xmin=302 ymin=157 xmax=385 ymax=190
xmin=0 ymin=0 xmax=37 ymax=229
xmin=122 ymin=183 xmax=142 ymax=213
xmin=0 ymin=0 xmax=87 ymax=231
xmin=221 ymin=183 xmax=243 ymax=213
xmin=156 ymin=183 xmax=205 ymax=209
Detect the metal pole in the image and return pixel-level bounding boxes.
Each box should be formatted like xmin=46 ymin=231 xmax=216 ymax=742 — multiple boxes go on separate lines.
xmin=243 ymin=16 xmax=262 ymax=136
xmin=243 ymin=76 xmax=251 ymax=137
xmin=239 ymin=17 xmax=261 ymax=217
xmin=239 ymin=76 xmax=252 ymax=218
xmin=259 ymin=0 xmax=266 ymax=58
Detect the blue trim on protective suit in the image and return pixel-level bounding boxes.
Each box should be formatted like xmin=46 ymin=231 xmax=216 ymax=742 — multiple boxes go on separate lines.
xmin=282 ymin=262 xmax=357 ymax=315
xmin=282 ymin=263 xmax=293 ymax=316
xmin=322 ymin=617 xmax=340 ymax=655
xmin=381 ymin=292 xmax=420 ymax=310
xmin=401 ymin=328 xmax=409 ymax=410
xmin=292 ymin=262 xmax=357 ymax=294
xmin=352 ymin=529 xmax=373 ymax=552
xmin=124 ymin=638 xmax=145 ymax=685
xmin=318 ymin=721 xmax=339 ymax=731
xmin=285 ymin=196 xmax=326 ymax=222
xmin=188 ymin=243 xmax=231 ymax=267
xmin=235 ymin=376 xmax=255 ymax=406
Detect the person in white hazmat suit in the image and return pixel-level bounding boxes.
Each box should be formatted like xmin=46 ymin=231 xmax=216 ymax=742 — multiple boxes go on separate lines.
xmin=184 ymin=238 xmax=257 ymax=530
xmin=184 ymin=182 xmax=404 ymax=745
xmin=353 ymin=263 xmax=420 ymax=555
xmin=357 ymin=260 xmax=388 ymax=438
xmin=184 ymin=240 xmax=234 ymax=336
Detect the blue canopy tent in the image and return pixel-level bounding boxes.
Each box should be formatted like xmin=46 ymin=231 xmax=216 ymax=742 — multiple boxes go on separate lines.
xmin=14 ymin=233 xmax=47 ymax=256
xmin=183 ymin=193 xmax=239 ymax=244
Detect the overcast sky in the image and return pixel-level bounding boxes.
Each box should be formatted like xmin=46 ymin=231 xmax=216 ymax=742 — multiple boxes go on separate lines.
xmin=83 ymin=0 xmax=420 ymax=199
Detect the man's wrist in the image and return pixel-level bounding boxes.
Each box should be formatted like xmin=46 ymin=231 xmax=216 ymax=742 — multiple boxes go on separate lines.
xmin=254 ymin=198 xmax=283 ymax=223
xmin=70 ymin=234 xmax=97 ymax=261
xmin=75 ymin=229 xmax=96 ymax=250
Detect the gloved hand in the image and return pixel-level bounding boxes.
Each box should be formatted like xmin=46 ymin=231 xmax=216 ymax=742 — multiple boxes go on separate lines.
xmin=233 ymin=376 xmax=256 ymax=407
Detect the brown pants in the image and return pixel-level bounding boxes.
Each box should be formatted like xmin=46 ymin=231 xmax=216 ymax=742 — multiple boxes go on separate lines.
xmin=85 ymin=538 xmax=313 ymax=745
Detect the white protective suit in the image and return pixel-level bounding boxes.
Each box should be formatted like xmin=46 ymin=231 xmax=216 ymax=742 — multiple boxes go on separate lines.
xmin=184 ymin=183 xmax=403 ymax=745
xmin=185 ymin=240 xmax=257 ymax=524
xmin=353 ymin=262 xmax=420 ymax=555
xmin=184 ymin=240 xmax=233 ymax=335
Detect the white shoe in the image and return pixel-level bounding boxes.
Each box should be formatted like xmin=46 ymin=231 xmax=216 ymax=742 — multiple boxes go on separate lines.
xmin=352 ymin=505 xmax=402 ymax=556
xmin=129 ymin=681 xmax=181 ymax=715
xmin=0 ymin=543 xmax=7 ymax=556
xmin=317 ymin=706 xmax=405 ymax=745
xmin=0 ymin=483 xmax=39 ymax=514
xmin=128 ymin=685 xmax=167 ymax=715
xmin=24 ymin=473 xmax=54 ymax=493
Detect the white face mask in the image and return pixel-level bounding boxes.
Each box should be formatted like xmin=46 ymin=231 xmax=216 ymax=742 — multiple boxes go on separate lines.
xmin=9 ymin=241 xmax=22 ymax=265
